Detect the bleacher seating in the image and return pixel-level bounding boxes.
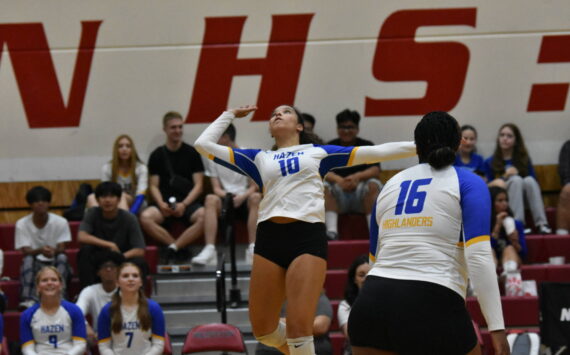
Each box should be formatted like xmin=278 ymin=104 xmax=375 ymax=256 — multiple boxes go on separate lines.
xmin=0 ymin=168 xmax=567 ymax=354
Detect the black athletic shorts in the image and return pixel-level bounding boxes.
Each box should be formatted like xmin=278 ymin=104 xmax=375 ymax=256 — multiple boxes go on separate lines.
xmin=254 ymin=220 xmax=327 ymax=269
xmin=348 ymin=276 xmax=478 ymax=355
xmin=158 ymin=201 xmax=202 ymax=226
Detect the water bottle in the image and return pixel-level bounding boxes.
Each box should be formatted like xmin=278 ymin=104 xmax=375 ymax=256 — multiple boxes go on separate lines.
xmin=168 ymin=196 xmax=177 ymax=210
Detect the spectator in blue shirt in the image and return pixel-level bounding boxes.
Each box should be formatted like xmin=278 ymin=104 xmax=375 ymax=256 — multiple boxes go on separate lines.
xmin=454 ymin=125 xmax=485 ymax=177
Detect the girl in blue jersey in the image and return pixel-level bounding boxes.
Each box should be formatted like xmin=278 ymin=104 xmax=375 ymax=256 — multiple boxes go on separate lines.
xmin=483 ymin=123 xmax=551 ymax=234
xmin=98 ymin=263 xmax=165 ymax=355
xmin=20 ymin=266 xmax=87 ymax=355
xmin=195 ymin=105 xmax=416 ymax=355
xmin=454 ymin=125 xmax=485 ymax=178
xmin=490 ymin=186 xmax=527 ymax=273
xmin=348 ymin=112 xmax=509 ymax=355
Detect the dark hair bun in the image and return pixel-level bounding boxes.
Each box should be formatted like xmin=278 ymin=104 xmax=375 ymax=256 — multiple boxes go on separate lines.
xmin=427 ymin=146 xmax=456 ymax=169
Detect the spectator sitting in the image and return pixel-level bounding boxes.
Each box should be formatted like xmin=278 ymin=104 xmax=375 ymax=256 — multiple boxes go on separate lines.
xmin=255 ymin=290 xmax=333 ymax=355
xmin=324 ymin=109 xmax=382 ymax=240
xmin=20 ymin=266 xmax=87 ymax=355
xmin=15 ymin=186 xmax=72 ymax=310
xmin=556 ymin=140 xmax=570 ymax=235
xmin=489 ymin=186 xmax=527 ymax=275
xmin=194 ymin=124 xmax=261 ymax=266
xmin=301 ymin=113 xmax=324 ymax=144
xmin=337 ymin=255 xmax=370 ymax=355
xmin=454 ymin=125 xmax=486 ymax=178
xmin=140 ymin=111 xmax=205 ymax=265
xmin=77 ymin=182 xmax=148 ymax=288
xmin=483 ymin=123 xmax=552 ymax=234
xmin=87 ymin=134 xmax=148 ymax=214
xmin=76 ymin=250 xmax=122 ymax=348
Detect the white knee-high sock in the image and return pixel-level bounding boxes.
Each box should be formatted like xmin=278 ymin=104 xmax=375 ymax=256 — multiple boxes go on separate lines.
xmin=287 ymin=336 xmax=315 ymax=355
xmin=325 ymin=211 xmax=338 ymax=233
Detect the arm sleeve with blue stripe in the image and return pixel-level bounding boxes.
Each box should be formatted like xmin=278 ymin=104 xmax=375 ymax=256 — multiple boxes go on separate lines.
xmin=61 ymin=301 xmax=87 ymax=355
xmin=194 ymin=112 xmax=263 ymax=188
xmin=369 ymin=202 xmax=379 ymax=264
xmin=456 ymin=168 xmax=505 ymax=331
xmin=146 ymin=300 xmax=166 ymax=355
xmin=97 ymin=304 xmax=112 ymax=342
xmin=318 ymin=143 xmax=416 ymax=177
xmin=20 ymin=307 xmax=38 ymax=355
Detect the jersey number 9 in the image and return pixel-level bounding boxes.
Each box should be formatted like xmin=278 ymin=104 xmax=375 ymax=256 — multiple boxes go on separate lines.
xmin=49 ymin=335 xmax=58 ymax=348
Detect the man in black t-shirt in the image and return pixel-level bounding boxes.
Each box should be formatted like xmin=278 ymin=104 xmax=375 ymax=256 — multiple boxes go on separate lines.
xmin=77 ymin=182 xmax=147 ymax=288
xmin=140 ymin=111 xmax=205 ymax=264
xmin=324 ymin=109 xmax=383 ymax=240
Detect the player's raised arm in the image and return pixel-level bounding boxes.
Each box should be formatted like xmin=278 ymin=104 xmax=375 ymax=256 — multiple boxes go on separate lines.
xmin=350 ymin=141 xmax=416 ymax=165
xmin=194 ymin=105 xmax=257 ymax=163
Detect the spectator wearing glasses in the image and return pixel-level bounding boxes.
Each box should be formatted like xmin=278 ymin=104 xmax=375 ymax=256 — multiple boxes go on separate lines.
xmin=324 ymin=109 xmax=382 ymax=240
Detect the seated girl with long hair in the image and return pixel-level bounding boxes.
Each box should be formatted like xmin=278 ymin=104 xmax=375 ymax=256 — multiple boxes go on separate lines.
xmin=97 ymin=263 xmax=165 ymax=355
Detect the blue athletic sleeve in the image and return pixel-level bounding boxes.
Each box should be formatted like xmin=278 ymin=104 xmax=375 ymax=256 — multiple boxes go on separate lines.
xmin=97 ymin=303 xmax=112 ymax=342
xmin=317 ymin=145 xmax=357 ymax=177
xmin=20 ymin=305 xmax=40 ymax=348
xmin=222 ymin=148 xmax=263 ymax=189
xmin=129 ymin=194 xmax=145 ymax=214
xmin=62 ymin=301 xmax=87 ymax=341
xmin=148 ymin=300 xmax=166 ymax=340
xmin=455 ymin=167 xmax=491 ymax=245
xmin=369 ymin=201 xmax=379 ymax=263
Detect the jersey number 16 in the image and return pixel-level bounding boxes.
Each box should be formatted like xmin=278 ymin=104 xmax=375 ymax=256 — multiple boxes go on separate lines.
xmin=395 ymin=178 xmax=432 ymax=215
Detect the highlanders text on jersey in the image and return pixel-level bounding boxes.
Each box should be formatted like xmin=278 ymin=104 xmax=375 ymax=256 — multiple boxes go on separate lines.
xmin=97 ymin=300 xmax=165 ymax=355
xmin=195 ymin=111 xmax=416 ymax=224
xmin=20 ymin=300 xmax=86 ymax=355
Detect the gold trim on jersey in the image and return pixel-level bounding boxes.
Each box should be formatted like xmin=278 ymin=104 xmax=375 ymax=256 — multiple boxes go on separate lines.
xmin=347 ymin=147 xmax=358 ymax=166
xmin=228 ymin=147 xmax=235 ymax=164
xmin=457 ymin=235 xmax=490 ymax=248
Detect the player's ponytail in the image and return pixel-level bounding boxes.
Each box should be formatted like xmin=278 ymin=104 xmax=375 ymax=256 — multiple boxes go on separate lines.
xmin=414 ymin=111 xmax=460 ymax=170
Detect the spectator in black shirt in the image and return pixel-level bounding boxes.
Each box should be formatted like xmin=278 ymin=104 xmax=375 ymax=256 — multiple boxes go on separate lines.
xmin=140 ymin=111 xmax=206 ymax=264
xmin=324 ymin=109 xmax=382 ymax=240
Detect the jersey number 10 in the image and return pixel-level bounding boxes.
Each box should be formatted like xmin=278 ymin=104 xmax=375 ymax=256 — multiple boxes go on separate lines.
xmin=278 ymin=157 xmax=300 ymax=177
xmin=395 ymin=178 xmax=432 ymax=215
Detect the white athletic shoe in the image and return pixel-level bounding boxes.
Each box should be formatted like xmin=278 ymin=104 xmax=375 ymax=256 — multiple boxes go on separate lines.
xmin=191 ymin=245 xmax=217 ymax=266
xmin=245 ymin=243 xmax=255 ymax=265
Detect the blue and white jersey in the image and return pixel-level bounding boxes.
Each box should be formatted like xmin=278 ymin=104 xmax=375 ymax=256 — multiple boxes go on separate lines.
xmin=98 ymin=299 xmax=165 ymax=355
xmin=368 ymin=164 xmax=505 ymax=331
xmin=195 ymin=111 xmax=416 ymax=223
xmin=369 ymin=164 xmax=491 ymax=296
xmin=20 ymin=300 xmax=86 ymax=354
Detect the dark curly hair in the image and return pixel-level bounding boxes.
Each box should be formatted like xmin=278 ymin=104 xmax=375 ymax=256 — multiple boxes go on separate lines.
xmin=343 ymin=255 xmax=369 ymax=306
xmin=414 ymin=111 xmax=461 ymax=169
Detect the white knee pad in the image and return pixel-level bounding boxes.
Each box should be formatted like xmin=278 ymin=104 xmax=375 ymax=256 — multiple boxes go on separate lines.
xmin=287 ymin=336 xmax=315 ymax=355
xmin=256 ymin=321 xmax=286 ymax=348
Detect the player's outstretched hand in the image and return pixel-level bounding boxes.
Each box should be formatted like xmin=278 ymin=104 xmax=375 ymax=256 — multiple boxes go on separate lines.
xmin=491 ymin=330 xmax=510 ymax=355
xmin=230 ymin=105 xmax=257 ymax=118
